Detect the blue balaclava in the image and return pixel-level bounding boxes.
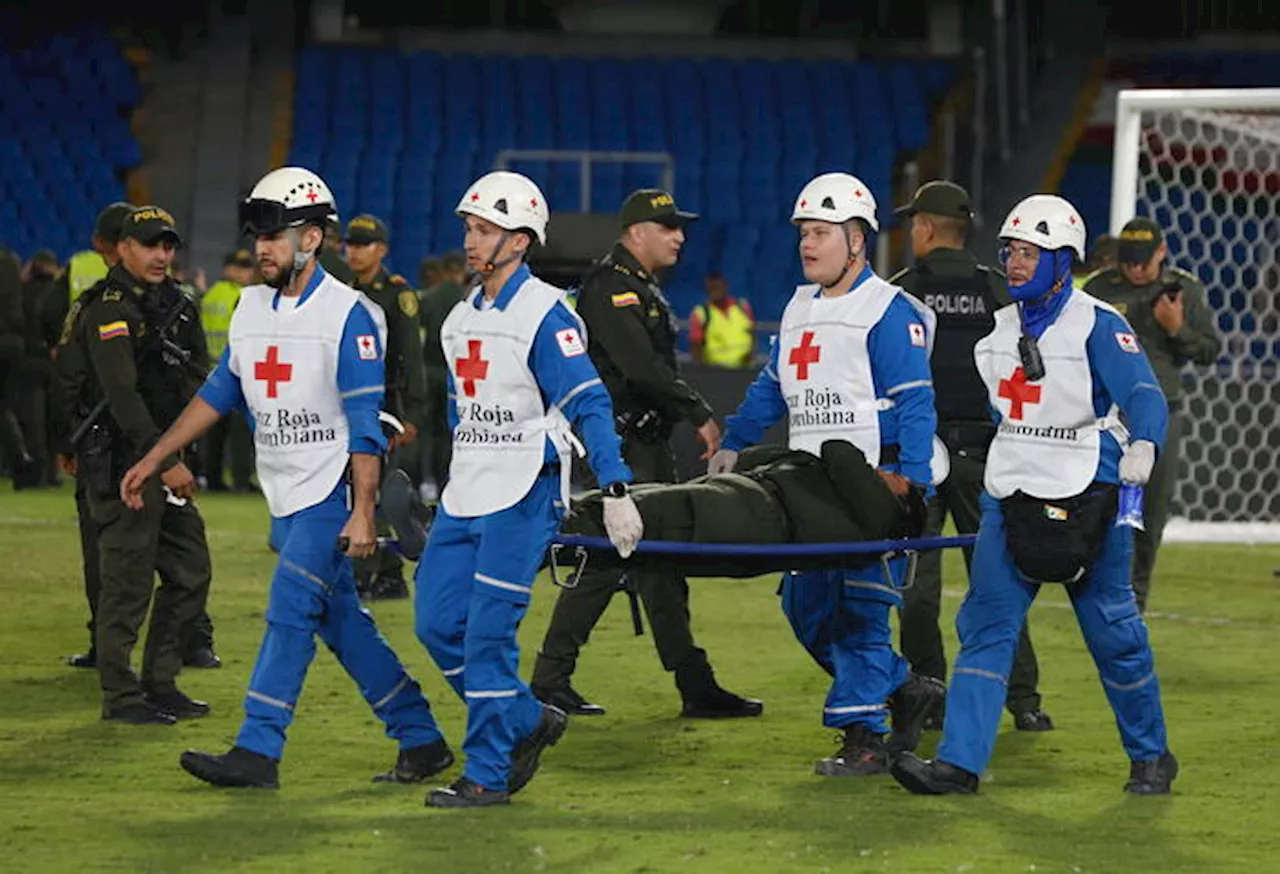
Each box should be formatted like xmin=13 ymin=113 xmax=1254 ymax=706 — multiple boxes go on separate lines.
xmin=1003 ymin=245 xmax=1074 ymax=338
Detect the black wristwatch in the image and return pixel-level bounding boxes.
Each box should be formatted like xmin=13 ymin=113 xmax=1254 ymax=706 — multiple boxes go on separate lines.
xmin=603 ymin=481 xmax=629 ymax=498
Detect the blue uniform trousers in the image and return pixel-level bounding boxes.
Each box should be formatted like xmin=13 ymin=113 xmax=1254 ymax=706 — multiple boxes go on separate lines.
xmin=236 ymin=484 xmax=443 ymax=760
xmin=780 ymin=559 xmax=909 ymax=734
xmin=936 ymin=492 xmax=1169 ymax=775
xmin=414 ymin=472 xmax=561 ymax=791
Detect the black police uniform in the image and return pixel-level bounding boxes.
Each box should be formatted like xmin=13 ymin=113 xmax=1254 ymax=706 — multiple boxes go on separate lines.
xmin=346 ymin=215 xmax=429 ymax=600
xmin=61 ymin=252 xmax=214 ymax=723
xmin=889 ymin=247 xmax=1048 ymax=724
xmin=532 ymin=202 xmax=758 ymax=717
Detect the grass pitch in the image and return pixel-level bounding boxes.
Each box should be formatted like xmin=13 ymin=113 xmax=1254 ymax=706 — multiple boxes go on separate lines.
xmin=0 ymin=485 xmax=1277 ymax=873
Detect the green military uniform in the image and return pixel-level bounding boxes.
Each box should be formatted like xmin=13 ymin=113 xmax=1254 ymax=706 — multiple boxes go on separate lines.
xmin=59 ymin=208 xmax=214 ymax=719
xmin=419 ymin=268 xmax=467 ymax=491
xmin=320 ymin=240 xmax=357 ymax=286
xmin=198 ymin=250 xmax=254 ymax=491
xmin=51 ymin=203 xmax=135 ymax=668
xmin=565 ymin=440 xmax=917 ymax=563
xmin=1083 ymin=218 xmax=1221 ymax=611
xmin=889 ymin=181 xmax=1046 ymax=723
xmin=346 ymin=215 xmax=430 ymax=596
xmin=533 ymin=191 xmax=752 ymax=713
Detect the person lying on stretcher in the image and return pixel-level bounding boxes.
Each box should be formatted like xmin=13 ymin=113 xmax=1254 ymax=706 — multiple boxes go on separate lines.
xmin=559 ymin=439 xmax=928 ymax=572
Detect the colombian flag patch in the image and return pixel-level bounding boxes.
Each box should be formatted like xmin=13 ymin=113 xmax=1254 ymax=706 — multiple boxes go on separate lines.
xmin=611 ymin=292 xmax=640 ymax=308
xmin=97 ymin=321 xmax=129 ymax=340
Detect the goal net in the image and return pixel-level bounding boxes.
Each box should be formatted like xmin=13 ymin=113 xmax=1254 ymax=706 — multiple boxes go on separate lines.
xmin=1110 ymin=88 xmax=1280 ymax=543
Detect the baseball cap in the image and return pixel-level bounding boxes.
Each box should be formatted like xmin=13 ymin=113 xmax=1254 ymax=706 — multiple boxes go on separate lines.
xmin=224 ymin=248 xmax=254 ymax=267
xmin=1117 ymin=218 xmax=1163 ymax=264
xmin=345 ymin=214 xmax=389 ymax=245
xmin=619 ymin=189 xmax=698 ymax=228
xmin=31 ymin=248 xmax=58 ymax=266
xmin=122 ymin=205 xmax=182 ymax=246
xmin=894 ymin=181 xmax=974 ymax=220
xmin=93 ymin=202 xmax=135 ymax=245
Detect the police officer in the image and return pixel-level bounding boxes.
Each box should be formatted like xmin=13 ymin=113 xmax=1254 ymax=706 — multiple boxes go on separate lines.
xmin=1084 ymin=217 xmax=1221 ymax=611
xmin=54 ymin=203 xmax=134 ymax=669
xmin=0 ymin=244 xmax=30 ymax=486
xmin=43 ymin=204 xmax=129 ymax=350
xmin=198 ymin=249 xmax=255 ymax=493
xmin=18 ymin=250 xmax=60 ymax=486
xmin=344 ymin=213 xmax=429 ymax=600
xmin=418 ymin=249 xmax=468 ymax=498
xmin=530 ymin=189 xmax=761 ymax=719
xmin=889 ymin=181 xmax=1052 ymax=732
xmin=58 ymin=205 xmax=214 ymax=724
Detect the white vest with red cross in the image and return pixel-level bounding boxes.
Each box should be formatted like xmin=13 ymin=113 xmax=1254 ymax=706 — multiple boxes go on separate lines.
xmin=227 ymin=274 xmax=388 ymax=517
xmin=439 ymin=276 xmax=579 ymax=518
xmin=976 ymin=290 xmax=1124 ymax=500
xmin=776 ymin=277 xmax=905 ymax=465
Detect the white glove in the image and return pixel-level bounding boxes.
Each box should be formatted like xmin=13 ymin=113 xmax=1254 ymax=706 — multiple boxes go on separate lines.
xmin=707 ymin=448 xmax=739 ymax=476
xmin=603 ymin=494 xmax=644 ymax=559
xmin=1119 ymin=439 xmax=1157 ymax=485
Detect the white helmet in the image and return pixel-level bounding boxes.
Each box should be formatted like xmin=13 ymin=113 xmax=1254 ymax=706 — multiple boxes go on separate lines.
xmin=241 ymin=166 xmax=337 ymax=235
xmin=456 ymin=171 xmax=549 ymax=245
xmin=791 ymin=172 xmax=880 ymax=232
xmin=998 ymin=194 xmax=1086 ymax=261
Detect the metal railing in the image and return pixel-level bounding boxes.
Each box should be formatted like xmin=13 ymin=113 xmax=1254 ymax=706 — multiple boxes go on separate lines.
xmin=493 ymin=149 xmax=675 ymax=212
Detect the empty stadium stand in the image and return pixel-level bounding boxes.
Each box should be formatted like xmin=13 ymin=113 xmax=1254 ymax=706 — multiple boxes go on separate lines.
xmin=286 ymin=45 xmax=955 ymax=319
xmin=0 ymin=18 xmax=141 ymax=261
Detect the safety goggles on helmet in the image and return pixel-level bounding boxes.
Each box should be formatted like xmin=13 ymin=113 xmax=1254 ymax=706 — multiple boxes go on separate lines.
xmin=240 ymin=198 xmax=333 ymax=237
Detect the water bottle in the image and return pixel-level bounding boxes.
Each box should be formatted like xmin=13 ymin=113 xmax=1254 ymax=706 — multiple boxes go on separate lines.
xmin=1116 ymin=483 xmax=1145 ymax=530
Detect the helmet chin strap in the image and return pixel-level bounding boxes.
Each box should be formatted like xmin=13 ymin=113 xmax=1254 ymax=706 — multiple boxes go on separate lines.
xmin=470 ymin=230 xmax=522 ymax=285
xmin=266 ymin=226 xmax=316 ymax=290
xmin=821 ymin=223 xmax=862 ymax=290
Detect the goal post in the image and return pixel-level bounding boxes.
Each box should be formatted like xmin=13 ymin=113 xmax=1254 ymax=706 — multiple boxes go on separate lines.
xmin=1109 ymin=87 xmax=1280 ymax=544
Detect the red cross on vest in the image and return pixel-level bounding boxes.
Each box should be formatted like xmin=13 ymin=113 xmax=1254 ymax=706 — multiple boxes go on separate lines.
xmin=254 ymin=345 xmax=293 ymax=399
xmin=788 ymin=331 xmax=821 ymax=380
xmin=997 ymin=366 xmax=1041 ymax=420
xmin=456 ymin=339 xmax=490 ymax=398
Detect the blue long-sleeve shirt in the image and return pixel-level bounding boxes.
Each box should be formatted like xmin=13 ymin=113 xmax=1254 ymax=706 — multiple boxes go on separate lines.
xmin=445 ymin=266 xmax=632 ymax=488
xmin=197 ymin=267 xmax=388 ymax=456
xmin=723 ymin=269 xmax=937 ymax=486
xmin=990 ymin=294 xmax=1169 ymax=484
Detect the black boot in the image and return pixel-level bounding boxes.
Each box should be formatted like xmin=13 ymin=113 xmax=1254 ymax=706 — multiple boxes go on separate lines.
xmin=372 ymin=738 xmax=456 ymax=783
xmin=426 ymin=777 xmax=510 ymax=808
xmin=676 ymin=658 xmax=763 ymax=719
xmin=103 ymin=700 xmax=177 ymax=726
xmin=531 ymin=683 xmax=606 ymax=717
xmin=145 ymin=689 xmax=211 ymax=720
xmin=888 ymin=673 xmax=946 ymax=753
xmin=366 ymin=573 xmax=409 ymax=601
xmin=181 ymin=746 xmax=280 ymax=789
xmin=1012 ymin=708 xmax=1055 ymax=732
xmin=509 ymin=704 xmax=568 ymax=795
xmin=1124 ymin=751 xmax=1178 ymax=795
xmin=183 ymin=647 xmax=222 ymax=669
xmin=891 ymin=753 xmax=980 ymax=795
xmin=66 ymin=649 xmax=97 ymax=669
xmin=815 ymin=724 xmax=889 ymax=777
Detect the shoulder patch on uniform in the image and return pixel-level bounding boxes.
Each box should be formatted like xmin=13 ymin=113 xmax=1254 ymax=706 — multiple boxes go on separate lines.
xmin=1115 ymin=332 xmax=1141 ymax=354
xmin=398 ymin=289 xmax=419 ymax=318
xmin=611 ymin=291 xmax=640 ymax=308
xmin=100 ymin=289 xmax=123 ymax=303
xmin=356 ymin=334 xmax=378 ymax=360
xmin=908 ymin=322 xmax=926 ymax=347
xmin=555 ymin=326 xmax=586 ymax=358
xmin=98 ymin=320 xmax=129 ymax=341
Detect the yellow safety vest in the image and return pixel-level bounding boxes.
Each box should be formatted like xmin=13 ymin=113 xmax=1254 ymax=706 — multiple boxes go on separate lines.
xmin=68 ymin=250 xmax=109 ymax=303
xmin=696 ymin=300 xmax=754 ymax=367
xmin=201 ymin=280 xmax=242 ymax=361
